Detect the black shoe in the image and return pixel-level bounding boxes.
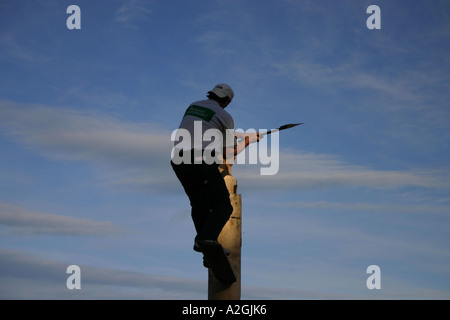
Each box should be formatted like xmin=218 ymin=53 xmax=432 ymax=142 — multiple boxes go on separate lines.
xmin=194 ymin=240 xmax=230 ymax=255
xmin=194 ymin=239 xmax=218 ymax=252
xmin=193 ymin=242 xmax=202 ymax=253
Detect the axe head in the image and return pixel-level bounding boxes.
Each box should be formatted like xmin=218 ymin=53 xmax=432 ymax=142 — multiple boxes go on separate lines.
xmin=278 ymin=123 xmax=304 ymax=131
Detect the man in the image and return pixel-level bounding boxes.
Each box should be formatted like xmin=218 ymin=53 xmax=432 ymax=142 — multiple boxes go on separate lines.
xmin=171 ymin=83 xmax=259 ymax=264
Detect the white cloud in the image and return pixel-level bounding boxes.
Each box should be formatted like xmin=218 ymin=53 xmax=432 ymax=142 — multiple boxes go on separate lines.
xmin=1 ymin=99 xmax=447 ymax=194
xmin=234 ymin=149 xmax=449 ymax=191
xmin=0 ymin=248 xmax=204 ymax=299
xmin=0 ymin=100 xmax=171 ymax=163
xmin=4 ymin=248 xmax=447 ymax=300
xmin=278 ymin=200 xmax=450 ymax=216
xmin=0 ymin=99 xmax=175 ymax=191
xmin=0 ymin=203 xmax=122 ymax=236
xmin=0 ymin=248 xmax=337 ymax=299
xmin=115 ymin=0 xmax=152 ymax=26
xmin=272 ymin=58 xmax=434 ymax=105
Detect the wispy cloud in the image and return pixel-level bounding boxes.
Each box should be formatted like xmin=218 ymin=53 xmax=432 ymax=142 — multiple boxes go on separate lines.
xmin=0 ymin=100 xmax=171 ymax=163
xmin=234 ymin=149 xmax=449 ymax=191
xmin=271 ymin=57 xmax=448 ymax=109
xmin=0 ymin=248 xmax=336 ymax=299
xmin=4 ymin=248 xmax=446 ymax=300
xmin=1 ymin=99 xmax=447 ymax=194
xmin=0 ymin=203 xmax=122 ymax=236
xmin=0 ymin=99 xmax=175 ymax=191
xmin=277 ymin=200 xmax=450 ymax=216
xmin=115 ymin=0 xmax=152 ymax=27
xmin=0 ymin=34 xmax=52 ymax=63
xmin=0 ymin=248 xmax=204 ymax=299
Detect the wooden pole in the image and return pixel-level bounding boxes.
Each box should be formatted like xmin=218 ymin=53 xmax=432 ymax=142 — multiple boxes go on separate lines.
xmin=208 ymin=163 xmax=241 ymax=300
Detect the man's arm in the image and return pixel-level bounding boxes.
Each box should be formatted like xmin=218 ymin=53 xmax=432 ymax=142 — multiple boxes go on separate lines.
xmin=223 ymin=132 xmax=260 ymax=161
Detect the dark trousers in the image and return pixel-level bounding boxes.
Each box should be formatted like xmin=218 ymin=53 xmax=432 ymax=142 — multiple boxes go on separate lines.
xmin=171 ymin=159 xmax=233 ymax=241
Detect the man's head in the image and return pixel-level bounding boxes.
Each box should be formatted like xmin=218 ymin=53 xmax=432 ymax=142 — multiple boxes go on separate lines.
xmin=207 ymin=83 xmax=234 ymax=108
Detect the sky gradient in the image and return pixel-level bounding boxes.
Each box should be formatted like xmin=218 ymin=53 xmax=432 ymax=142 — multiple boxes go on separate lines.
xmin=0 ymin=0 xmax=449 ymax=299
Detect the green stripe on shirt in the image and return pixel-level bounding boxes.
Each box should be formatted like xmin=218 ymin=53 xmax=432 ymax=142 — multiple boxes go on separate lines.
xmin=184 ymin=105 xmax=216 ymax=122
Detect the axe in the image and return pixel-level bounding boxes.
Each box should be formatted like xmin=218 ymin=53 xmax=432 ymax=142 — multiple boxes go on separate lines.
xmin=260 ymin=123 xmax=304 ymax=137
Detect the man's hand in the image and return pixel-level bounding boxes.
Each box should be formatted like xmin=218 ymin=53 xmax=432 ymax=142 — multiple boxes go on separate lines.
xmin=233 ymin=132 xmax=260 ymax=144
xmin=245 ymin=132 xmax=260 ymax=144
xmin=224 ymin=132 xmax=261 ymax=161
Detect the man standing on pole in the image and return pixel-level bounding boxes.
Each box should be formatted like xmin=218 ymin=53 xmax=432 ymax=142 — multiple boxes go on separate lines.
xmin=170 ymin=83 xmax=259 ymax=266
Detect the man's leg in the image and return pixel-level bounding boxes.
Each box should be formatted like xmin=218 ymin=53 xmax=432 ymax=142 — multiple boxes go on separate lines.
xmin=195 ymin=164 xmax=233 ymax=242
xmin=171 ymin=161 xmax=232 ymax=242
xmin=171 ymin=161 xmax=213 ymax=240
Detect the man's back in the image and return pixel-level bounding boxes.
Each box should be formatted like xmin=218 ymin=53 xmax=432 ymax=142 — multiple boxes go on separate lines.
xmin=178 ymin=99 xmax=234 ymax=151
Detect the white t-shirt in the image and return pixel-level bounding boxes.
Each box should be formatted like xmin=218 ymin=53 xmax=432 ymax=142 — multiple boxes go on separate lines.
xmin=176 ymin=99 xmax=235 ymax=152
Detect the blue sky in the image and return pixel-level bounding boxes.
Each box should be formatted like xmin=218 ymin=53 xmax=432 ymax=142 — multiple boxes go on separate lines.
xmin=0 ymin=0 xmax=449 ymax=299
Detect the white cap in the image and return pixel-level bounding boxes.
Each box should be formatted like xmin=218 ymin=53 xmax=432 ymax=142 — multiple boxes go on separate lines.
xmin=208 ymin=83 xmax=234 ymax=101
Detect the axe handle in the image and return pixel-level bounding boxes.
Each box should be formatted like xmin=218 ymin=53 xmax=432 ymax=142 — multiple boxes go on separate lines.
xmin=262 ymin=129 xmax=276 ymax=135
